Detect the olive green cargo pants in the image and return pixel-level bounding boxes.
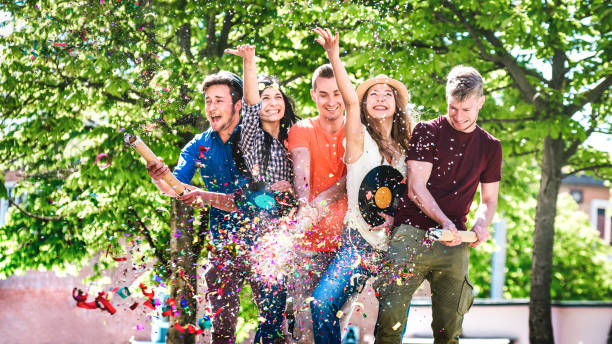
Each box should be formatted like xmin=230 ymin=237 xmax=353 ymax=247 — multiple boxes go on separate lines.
xmin=374 ymin=224 xmax=474 ymax=344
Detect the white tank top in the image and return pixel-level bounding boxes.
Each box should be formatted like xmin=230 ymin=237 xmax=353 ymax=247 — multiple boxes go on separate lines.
xmin=344 ymin=126 xmax=407 ymax=251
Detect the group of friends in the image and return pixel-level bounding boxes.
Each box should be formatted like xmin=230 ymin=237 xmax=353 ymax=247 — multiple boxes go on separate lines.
xmin=146 ymin=28 xmax=502 ymax=344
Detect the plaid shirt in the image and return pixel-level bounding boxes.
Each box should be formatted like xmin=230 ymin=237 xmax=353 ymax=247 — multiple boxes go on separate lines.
xmin=240 ymin=100 xmax=293 ymax=185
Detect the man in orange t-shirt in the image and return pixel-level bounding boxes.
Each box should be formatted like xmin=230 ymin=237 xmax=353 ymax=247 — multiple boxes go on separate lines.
xmin=286 ymin=63 xmax=348 ymax=341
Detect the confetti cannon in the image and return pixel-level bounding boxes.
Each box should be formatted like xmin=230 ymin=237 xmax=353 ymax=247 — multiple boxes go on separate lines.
xmin=124 ymin=133 xmax=201 ymax=204
xmin=426 ymin=229 xmax=477 ymax=242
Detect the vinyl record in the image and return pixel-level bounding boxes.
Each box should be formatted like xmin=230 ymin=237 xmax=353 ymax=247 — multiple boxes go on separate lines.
xmin=358 ymin=165 xmax=406 ymax=227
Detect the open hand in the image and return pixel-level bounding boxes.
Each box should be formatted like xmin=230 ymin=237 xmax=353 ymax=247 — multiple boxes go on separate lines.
xmin=372 ymin=212 xmax=394 ymax=236
xmin=313 ymin=27 xmax=340 ymax=57
xmin=224 ymin=44 xmax=256 ymax=61
xmin=269 ymin=180 xmax=294 ymax=193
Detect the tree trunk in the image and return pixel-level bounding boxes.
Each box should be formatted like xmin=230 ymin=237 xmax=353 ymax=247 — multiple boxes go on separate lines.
xmin=529 ymin=135 xmax=565 ymax=344
xmin=166 ymin=199 xmax=198 ymax=344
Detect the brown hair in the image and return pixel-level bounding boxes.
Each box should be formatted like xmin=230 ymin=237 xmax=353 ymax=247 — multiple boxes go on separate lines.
xmin=446 ymin=65 xmax=483 ymax=100
xmin=200 ymin=71 xmax=243 ymax=105
xmin=311 ymin=64 xmax=335 ymax=90
xmin=360 ymin=85 xmax=415 ymax=163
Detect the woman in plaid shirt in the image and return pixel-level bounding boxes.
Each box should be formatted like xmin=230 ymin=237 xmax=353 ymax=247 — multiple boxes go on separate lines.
xmin=226 ymin=45 xmax=299 ymax=216
xmin=225 ymin=44 xmax=300 ymax=344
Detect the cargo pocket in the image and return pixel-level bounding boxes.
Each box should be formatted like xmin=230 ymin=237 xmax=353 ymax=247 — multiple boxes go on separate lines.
xmin=457 ymin=277 xmax=474 ymax=315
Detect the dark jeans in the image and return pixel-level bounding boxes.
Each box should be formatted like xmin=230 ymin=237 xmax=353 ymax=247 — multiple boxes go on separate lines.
xmin=205 ymin=249 xmax=286 ymax=344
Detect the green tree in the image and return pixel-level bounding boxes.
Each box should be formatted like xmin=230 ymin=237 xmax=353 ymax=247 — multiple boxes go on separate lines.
xmin=346 ymin=1 xmax=611 ymax=342
xmin=467 ymin=164 xmax=612 ymax=301
xmin=2 ymin=1 xmax=611 ymax=343
xmin=0 ymin=1 xmax=387 ymax=342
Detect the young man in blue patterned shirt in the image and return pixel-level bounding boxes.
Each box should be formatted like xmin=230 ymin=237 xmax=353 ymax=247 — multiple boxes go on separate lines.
xmin=147 ymin=71 xmax=266 ymax=343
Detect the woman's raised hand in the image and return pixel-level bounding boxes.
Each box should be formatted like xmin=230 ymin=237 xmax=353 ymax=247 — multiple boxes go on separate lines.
xmin=224 ymin=44 xmax=256 ymax=61
xmin=313 ymin=27 xmax=339 ymax=57
xmin=225 ymin=44 xmax=258 ymax=105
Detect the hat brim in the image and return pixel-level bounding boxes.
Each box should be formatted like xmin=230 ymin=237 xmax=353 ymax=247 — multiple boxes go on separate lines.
xmin=356 ymin=76 xmax=410 ymax=108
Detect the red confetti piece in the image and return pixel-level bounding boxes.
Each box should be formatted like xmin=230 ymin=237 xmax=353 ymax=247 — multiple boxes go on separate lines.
xmin=174 ymin=323 xmax=186 ymax=333
xmin=95 ymin=292 xmax=116 ymax=315
xmin=139 ymin=283 xmax=155 ymax=298
xmin=198 ymin=146 xmax=210 ymax=158
xmin=112 ymin=257 xmax=127 ymax=261
xmin=129 ymin=302 xmax=139 ymax=310
xmin=72 ymin=288 xmax=97 ymax=309
xmin=143 ymin=298 xmax=156 ymax=310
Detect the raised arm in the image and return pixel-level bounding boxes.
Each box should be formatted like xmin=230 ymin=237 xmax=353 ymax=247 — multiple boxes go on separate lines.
xmin=314 ymin=27 xmax=363 ymax=163
xmin=406 ymin=159 xmax=461 ymax=246
xmin=469 ymin=181 xmax=499 ymax=247
xmin=225 ymin=44 xmax=259 ymax=106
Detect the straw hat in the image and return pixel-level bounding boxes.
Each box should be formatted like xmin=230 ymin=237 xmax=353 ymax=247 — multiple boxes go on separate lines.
xmin=356 ymin=74 xmax=410 ymax=106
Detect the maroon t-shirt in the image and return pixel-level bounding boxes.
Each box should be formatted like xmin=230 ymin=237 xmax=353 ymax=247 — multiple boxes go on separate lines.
xmin=394 ymin=116 xmax=502 ymax=231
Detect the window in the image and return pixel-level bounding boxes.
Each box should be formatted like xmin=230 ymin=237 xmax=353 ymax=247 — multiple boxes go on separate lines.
xmin=596 ymin=208 xmax=605 ymax=239
xmin=0 ymin=182 xmax=16 ymax=227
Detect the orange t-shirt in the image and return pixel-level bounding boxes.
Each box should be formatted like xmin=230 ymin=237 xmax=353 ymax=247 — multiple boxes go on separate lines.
xmin=288 ymin=116 xmax=348 ymax=252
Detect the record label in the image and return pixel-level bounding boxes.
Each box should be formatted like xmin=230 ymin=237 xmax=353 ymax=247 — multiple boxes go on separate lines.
xmin=358 ymin=165 xmax=406 ymax=227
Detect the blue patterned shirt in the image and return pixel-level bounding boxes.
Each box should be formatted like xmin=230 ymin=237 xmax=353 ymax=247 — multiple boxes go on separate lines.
xmin=173 ymin=125 xmax=248 ymax=240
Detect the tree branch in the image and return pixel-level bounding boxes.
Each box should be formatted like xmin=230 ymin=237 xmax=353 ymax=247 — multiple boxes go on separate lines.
xmin=128 ymin=205 xmax=167 ymax=265
xmin=484 ymin=83 xmax=516 ymax=95
xmin=25 ymin=168 xmax=77 ymax=180
xmin=479 ymin=116 xmax=537 ymax=123
xmin=550 ymin=48 xmax=568 ymax=90
xmin=280 ymin=73 xmax=307 ymax=87
xmin=510 ymin=150 xmax=539 ymax=158
xmin=177 ymin=23 xmax=193 ymax=60
xmin=2 ymin=94 xmax=35 ymax=119
xmin=7 ymin=196 xmax=64 ymax=221
xmin=216 ymin=12 xmax=235 ymax=56
xmin=442 ymin=1 xmax=547 ymax=111
xmin=565 ymin=73 xmax=612 ymax=116
xmin=203 ymin=10 xmax=217 ymax=57
xmin=563 ymin=164 xmax=612 ymax=178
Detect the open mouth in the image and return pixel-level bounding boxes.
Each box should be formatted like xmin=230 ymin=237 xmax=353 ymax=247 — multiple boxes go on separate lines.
xmin=263 ymin=109 xmax=281 ymax=116
xmin=373 ymin=105 xmax=388 ymax=111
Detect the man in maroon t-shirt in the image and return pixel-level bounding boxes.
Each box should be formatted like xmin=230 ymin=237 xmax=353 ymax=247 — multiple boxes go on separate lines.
xmin=375 ymin=66 xmax=502 ymax=344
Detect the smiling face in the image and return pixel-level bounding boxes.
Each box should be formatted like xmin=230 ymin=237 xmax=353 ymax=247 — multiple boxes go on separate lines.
xmin=310 ymin=76 xmax=345 ymax=122
xmin=365 ymin=83 xmax=396 ymax=120
xmin=260 ymin=87 xmax=285 ymax=124
xmin=446 ymin=93 xmax=484 ymax=133
xmin=205 ymin=84 xmax=240 ymax=135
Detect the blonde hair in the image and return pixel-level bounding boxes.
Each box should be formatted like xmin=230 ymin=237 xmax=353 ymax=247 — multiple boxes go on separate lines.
xmin=446 ymin=65 xmax=483 ymax=100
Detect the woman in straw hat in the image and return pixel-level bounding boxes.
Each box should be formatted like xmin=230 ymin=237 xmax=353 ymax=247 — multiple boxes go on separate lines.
xmin=310 ymin=27 xmax=416 ymax=343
